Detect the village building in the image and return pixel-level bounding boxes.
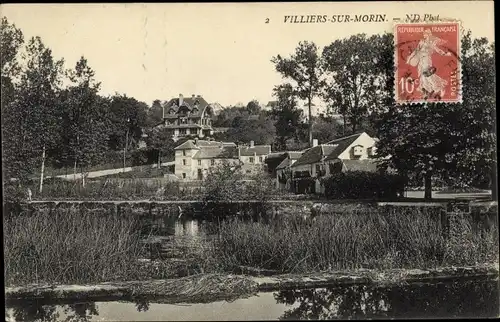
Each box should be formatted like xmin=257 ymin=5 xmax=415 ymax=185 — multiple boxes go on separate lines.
xmin=289 ymin=132 xmax=380 ymax=193
xmin=154 ymin=94 xmax=215 ymax=141
xmin=275 ymin=151 xmax=304 ymax=190
xmin=173 ymin=139 xmax=271 ymax=180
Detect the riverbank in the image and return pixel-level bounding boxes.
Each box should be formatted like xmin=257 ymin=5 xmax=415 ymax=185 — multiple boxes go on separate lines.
xmin=6 ymin=262 xmax=499 ymax=305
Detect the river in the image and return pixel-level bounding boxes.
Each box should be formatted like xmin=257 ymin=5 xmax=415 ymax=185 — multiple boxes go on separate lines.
xmin=5 ymin=278 xmax=499 ymax=321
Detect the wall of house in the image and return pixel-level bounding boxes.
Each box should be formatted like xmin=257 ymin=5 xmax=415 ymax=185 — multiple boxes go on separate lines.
xmin=336 ymin=133 xmax=377 ymax=160
xmin=174 ymin=149 xmax=197 ymax=180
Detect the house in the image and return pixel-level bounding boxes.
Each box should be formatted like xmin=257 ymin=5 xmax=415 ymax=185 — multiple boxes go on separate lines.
xmin=323 ymin=132 xmax=380 ymax=176
xmin=155 ymin=94 xmax=215 ymax=141
xmin=238 ymin=141 xmax=272 ymax=175
xmin=173 ymin=139 xmax=271 ymax=180
xmin=276 ymin=151 xmax=303 ymax=190
xmin=290 ymin=132 xmax=380 ymax=193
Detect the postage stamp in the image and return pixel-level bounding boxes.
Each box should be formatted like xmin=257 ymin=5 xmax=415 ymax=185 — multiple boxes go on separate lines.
xmin=394 ymin=21 xmax=461 ymax=104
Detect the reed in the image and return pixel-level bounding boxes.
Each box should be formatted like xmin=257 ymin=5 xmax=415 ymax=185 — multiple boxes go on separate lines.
xmin=3 ymin=209 xmax=148 ymax=286
xmin=212 ymin=208 xmax=499 ymax=273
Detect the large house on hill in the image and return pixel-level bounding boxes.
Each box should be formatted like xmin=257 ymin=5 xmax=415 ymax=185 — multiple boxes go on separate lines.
xmin=174 ymin=139 xmax=271 ymax=180
xmin=154 ymin=94 xmax=215 ymax=141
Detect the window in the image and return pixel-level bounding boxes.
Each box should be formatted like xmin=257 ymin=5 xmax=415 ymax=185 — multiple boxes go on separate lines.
xmin=179 ymin=128 xmax=187 ymax=135
xmin=182 ymin=173 xmax=186 ymax=179
xmin=211 ymin=159 xmax=215 ymax=166
xmin=249 ymin=157 xmax=254 ymax=163
xmin=182 ymin=150 xmax=186 ymax=156
xmin=198 ymin=160 xmax=202 ymax=166
xmin=183 ymin=159 xmax=186 ymax=165
xmin=259 ymin=156 xmax=263 ymax=163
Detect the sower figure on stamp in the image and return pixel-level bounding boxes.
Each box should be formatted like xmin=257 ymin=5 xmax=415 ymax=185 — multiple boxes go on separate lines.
xmin=406 ymin=28 xmax=452 ymax=99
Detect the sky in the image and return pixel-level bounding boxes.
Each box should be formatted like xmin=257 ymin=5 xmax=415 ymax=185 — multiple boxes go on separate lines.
xmin=1 ymin=1 xmax=495 ymax=111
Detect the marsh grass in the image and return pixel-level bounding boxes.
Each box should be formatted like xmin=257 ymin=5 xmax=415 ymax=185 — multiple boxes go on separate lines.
xmin=212 ymin=208 xmax=499 ymax=273
xmin=3 ymin=209 xmax=148 ymax=286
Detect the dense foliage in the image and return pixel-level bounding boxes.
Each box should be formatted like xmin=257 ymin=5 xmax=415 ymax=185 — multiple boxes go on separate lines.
xmin=321 ymin=171 xmax=406 ymax=199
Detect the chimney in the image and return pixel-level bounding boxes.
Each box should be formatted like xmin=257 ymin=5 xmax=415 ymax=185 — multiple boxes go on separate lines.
xmin=192 ymin=94 xmax=195 ymax=100
xmin=179 ymin=94 xmax=183 ymax=106
xmin=194 ymin=138 xmax=198 ymax=146
xmin=312 ymin=139 xmax=318 ymax=147
xmin=250 ymin=140 xmax=254 ymax=148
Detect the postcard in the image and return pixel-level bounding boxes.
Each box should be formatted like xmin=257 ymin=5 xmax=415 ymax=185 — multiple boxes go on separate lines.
xmin=2 ymin=2 xmax=497 ymax=321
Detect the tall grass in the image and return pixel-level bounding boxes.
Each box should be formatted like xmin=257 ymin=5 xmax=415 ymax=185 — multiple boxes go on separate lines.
xmin=3 ymin=209 xmax=148 ymax=286
xmin=212 ymin=208 xmax=499 ymax=273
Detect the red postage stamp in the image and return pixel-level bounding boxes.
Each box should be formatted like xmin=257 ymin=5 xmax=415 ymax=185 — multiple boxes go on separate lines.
xmin=394 ymin=21 xmax=461 ymax=104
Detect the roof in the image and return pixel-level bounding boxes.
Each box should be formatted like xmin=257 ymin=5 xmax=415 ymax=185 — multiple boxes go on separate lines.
xmin=291 ymin=144 xmax=338 ymax=167
xmin=287 ymin=151 xmax=303 ymax=160
xmin=276 ymin=151 xmax=304 ymax=170
xmin=174 ymin=140 xmax=200 ymax=150
xmin=276 ymin=158 xmax=292 ymax=170
xmin=174 ymin=139 xmax=235 ymax=150
xmin=324 ymin=132 xmax=364 ymax=161
xmin=266 ymin=152 xmax=287 ymax=160
xmin=162 ymin=95 xmax=213 ymax=118
xmin=239 ymin=145 xmax=271 ymax=156
xmin=193 ymin=146 xmax=239 ymax=159
xmin=341 ymin=159 xmax=380 ymax=172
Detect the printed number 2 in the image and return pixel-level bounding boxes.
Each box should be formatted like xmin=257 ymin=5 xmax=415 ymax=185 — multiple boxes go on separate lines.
xmin=265 ymin=18 xmax=269 ymax=23
xmin=399 ymin=77 xmax=417 ymax=94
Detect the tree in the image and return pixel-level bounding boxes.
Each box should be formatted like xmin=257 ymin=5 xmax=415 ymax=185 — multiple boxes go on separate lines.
xmin=224 ymin=115 xmax=276 ymax=145
xmin=59 ymin=57 xmax=110 ymax=185
xmin=146 ymin=99 xmax=164 ymax=128
xmin=312 ymin=116 xmax=343 ymax=144
xmin=145 ymin=127 xmax=177 ymax=167
xmin=246 ymin=99 xmax=261 ymax=114
xmin=1 ymin=17 xmax=23 ymax=98
xmin=271 ymin=83 xmax=304 ymax=151
xmin=272 ymin=41 xmax=324 ymax=147
xmin=13 ymin=36 xmax=64 ymax=192
xmin=1 ymin=17 xmax=27 ymax=181
xmin=375 ymin=31 xmax=496 ymax=200
xmin=322 ymin=34 xmax=386 ymax=135
xmin=107 ymin=94 xmax=148 ymax=151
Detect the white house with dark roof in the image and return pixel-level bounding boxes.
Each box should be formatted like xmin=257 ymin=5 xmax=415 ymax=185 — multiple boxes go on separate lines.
xmin=289 ymin=132 xmax=380 ymax=193
xmin=174 ymin=139 xmax=271 ymax=180
xmin=154 ymin=94 xmax=215 ymax=141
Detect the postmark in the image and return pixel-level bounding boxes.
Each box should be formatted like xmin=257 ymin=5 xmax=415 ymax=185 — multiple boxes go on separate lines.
xmin=394 ymin=21 xmax=462 ymax=104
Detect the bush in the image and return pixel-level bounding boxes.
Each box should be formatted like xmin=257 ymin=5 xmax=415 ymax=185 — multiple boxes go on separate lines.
xmin=321 ymin=171 xmax=406 ymax=199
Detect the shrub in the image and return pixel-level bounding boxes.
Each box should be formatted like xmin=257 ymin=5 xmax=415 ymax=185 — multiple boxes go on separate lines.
xmin=321 ymin=171 xmax=406 ymax=199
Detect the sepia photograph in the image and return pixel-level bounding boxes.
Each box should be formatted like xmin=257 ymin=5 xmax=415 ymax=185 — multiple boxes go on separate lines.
xmin=2 ymin=1 xmax=498 ymax=320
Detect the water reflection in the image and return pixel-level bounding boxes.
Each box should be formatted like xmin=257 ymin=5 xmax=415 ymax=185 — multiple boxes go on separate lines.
xmin=274 ymin=278 xmax=499 ymax=320
xmin=6 ymin=301 xmax=98 ymax=322
xmin=6 ymin=278 xmax=498 ymax=321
